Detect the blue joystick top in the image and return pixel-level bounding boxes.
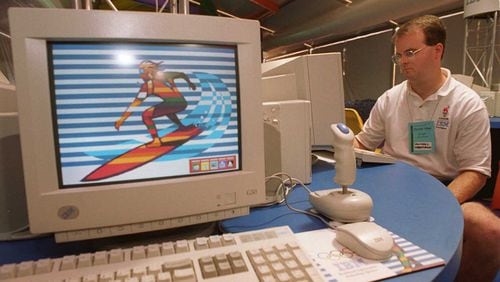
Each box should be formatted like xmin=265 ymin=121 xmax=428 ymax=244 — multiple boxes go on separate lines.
xmin=337 ymin=123 xmax=350 ymax=134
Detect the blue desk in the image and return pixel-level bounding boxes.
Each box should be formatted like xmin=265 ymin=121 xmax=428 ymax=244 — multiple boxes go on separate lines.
xmin=222 ymin=160 xmax=463 ymax=282
xmin=0 ymin=161 xmax=463 ymax=281
xmin=491 ymin=117 xmax=500 ymax=129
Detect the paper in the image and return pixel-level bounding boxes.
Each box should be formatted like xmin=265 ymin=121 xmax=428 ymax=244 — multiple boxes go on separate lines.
xmin=295 ymin=228 xmax=445 ymax=282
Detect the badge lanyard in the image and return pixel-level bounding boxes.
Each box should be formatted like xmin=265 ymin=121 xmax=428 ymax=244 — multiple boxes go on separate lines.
xmin=406 ymin=89 xmax=441 ymax=155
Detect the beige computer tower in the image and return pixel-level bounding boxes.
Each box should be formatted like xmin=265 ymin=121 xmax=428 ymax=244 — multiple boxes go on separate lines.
xmin=0 ymin=84 xmax=29 ymax=238
xmin=263 ymin=100 xmax=312 ymax=202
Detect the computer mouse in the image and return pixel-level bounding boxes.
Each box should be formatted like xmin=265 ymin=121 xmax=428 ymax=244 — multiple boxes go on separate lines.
xmin=335 ymin=221 xmax=394 ymax=260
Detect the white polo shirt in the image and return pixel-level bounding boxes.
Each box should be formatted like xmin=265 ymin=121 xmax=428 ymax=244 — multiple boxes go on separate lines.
xmin=356 ymin=68 xmax=491 ymax=180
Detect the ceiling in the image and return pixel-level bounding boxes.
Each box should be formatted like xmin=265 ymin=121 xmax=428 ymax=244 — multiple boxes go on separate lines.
xmin=210 ymin=0 xmax=465 ymax=59
xmin=1 ymin=0 xmax=465 ymax=59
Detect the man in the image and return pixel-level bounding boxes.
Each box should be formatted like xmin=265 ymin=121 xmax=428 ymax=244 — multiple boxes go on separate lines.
xmin=115 ymin=60 xmax=197 ymax=147
xmin=354 ymin=15 xmax=499 ymax=281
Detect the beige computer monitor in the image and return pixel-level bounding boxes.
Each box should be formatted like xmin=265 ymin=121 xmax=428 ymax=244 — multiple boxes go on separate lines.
xmin=9 ymin=8 xmax=265 ymax=242
xmin=262 ymin=53 xmax=346 ymax=150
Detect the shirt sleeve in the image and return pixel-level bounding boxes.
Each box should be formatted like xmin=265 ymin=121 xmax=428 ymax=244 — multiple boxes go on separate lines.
xmin=453 ymin=100 xmax=492 ymax=177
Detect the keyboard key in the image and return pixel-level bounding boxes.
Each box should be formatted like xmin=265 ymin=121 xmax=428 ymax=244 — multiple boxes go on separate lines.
xmin=162 ymin=258 xmax=193 ymax=272
xmin=34 ymin=258 xmax=53 ymax=274
xmin=194 ymin=237 xmax=209 ymax=250
xmin=157 ymin=272 xmax=173 ymax=282
xmin=93 ymin=251 xmax=108 ymax=265
xmin=198 ymin=256 xmax=213 ymax=266
xmin=98 ymin=271 xmax=114 ymax=281
xmin=109 ymin=249 xmax=124 ymax=263
xmin=215 ymin=261 xmax=232 ymax=275
xmin=214 ymin=253 xmax=228 ymax=264
xmin=161 ymin=242 xmax=175 ymax=255
xmin=131 ymin=266 xmax=146 ymax=278
xmin=131 ymin=246 xmax=146 ymax=260
xmin=115 ymin=268 xmax=131 ymax=280
xmin=200 ymin=263 xmax=217 ymax=278
xmin=290 ymin=268 xmax=307 ymax=280
xmin=222 ymin=234 xmax=236 ymax=245
xmin=261 ymin=274 xmax=277 ymax=282
xmin=256 ymin=264 xmax=272 ymax=276
xmin=60 ymin=255 xmax=77 ymax=271
xmin=141 ymin=275 xmax=156 ymax=282
xmin=276 ymin=271 xmax=292 ymax=282
xmin=208 ymin=235 xmax=223 ymax=248
xmin=82 ymin=273 xmax=98 ymax=282
xmin=173 ymin=267 xmax=196 ymax=282
xmin=147 ymin=263 xmax=162 ymax=276
xmin=77 ymin=253 xmax=92 ymax=268
xmin=0 ymin=264 xmax=16 ymax=279
xmin=293 ymin=249 xmax=312 ymax=267
xmin=230 ymin=259 xmax=248 ymax=273
xmin=146 ymin=244 xmax=161 ymax=258
xmin=17 ymin=261 xmax=34 ymax=277
xmin=175 ymin=240 xmax=189 ymax=253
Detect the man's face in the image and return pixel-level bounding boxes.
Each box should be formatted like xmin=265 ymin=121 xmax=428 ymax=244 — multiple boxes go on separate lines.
xmin=394 ymin=29 xmax=438 ymax=81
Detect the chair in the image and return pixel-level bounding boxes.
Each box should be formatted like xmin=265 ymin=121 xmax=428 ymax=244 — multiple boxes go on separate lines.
xmin=345 ymin=108 xmax=364 ymax=134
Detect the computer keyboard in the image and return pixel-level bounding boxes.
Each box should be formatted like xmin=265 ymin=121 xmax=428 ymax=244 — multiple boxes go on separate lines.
xmin=354 ymin=148 xmax=396 ymax=166
xmin=0 ymin=226 xmax=324 ymax=282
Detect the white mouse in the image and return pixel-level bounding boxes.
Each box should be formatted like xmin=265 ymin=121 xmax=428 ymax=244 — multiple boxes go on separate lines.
xmin=335 ymin=221 xmax=394 ymax=260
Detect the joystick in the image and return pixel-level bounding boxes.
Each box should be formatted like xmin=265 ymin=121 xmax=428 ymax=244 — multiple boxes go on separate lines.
xmin=309 ymin=123 xmax=373 ymax=222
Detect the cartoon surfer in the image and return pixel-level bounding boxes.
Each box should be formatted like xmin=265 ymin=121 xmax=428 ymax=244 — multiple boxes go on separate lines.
xmin=115 ymin=60 xmax=197 ymax=147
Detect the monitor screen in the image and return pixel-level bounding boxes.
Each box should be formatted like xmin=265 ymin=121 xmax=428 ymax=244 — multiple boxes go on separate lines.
xmin=49 ymin=42 xmax=241 ymax=187
xmin=9 ymin=8 xmax=265 ymax=242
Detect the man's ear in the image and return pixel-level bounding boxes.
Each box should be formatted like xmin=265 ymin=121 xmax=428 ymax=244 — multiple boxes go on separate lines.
xmin=435 ymin=43 xmax=445 ymax=60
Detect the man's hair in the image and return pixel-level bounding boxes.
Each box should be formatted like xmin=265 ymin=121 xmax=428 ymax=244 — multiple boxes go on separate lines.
xmin=393 ymin=15 xmax=446 ymax=56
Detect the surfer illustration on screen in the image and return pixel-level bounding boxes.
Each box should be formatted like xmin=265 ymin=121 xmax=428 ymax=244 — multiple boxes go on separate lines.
xmin=115 ymin=60 xmax=197 ymax=147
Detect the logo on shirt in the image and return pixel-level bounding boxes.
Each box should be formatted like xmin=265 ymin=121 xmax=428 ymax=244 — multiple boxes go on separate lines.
xmin=436 ymin=106 xmax=450 ymax=129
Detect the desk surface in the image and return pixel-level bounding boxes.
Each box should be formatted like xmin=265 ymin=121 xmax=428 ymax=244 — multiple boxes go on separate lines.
xmin=222 ymin=160 xmax=463 ymax=282
xmin=0 ymin=161 xmax=463 ymax=282
xmin=491 ymin=117 xmax=500 ymax=129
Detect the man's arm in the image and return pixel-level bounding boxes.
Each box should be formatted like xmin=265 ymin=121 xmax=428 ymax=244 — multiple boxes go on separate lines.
xmin=163 ymin=71 xmax=196 ymax=90
xmin=447 ymin=170 xmax=487 ymax=204
xmin=353 ymin=136 xmax=369 ymax=150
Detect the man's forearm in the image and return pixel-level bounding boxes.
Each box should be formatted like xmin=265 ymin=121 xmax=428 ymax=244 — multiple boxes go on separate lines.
xmin=448 ymin=170 xmax=487 ymax=204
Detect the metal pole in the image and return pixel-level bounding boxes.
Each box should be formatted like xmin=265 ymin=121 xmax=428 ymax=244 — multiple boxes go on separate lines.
xmin=179 ymin=0 xmax=189 ymax=14
xmin=72 ymin=0 xmax=82 ymax=9
xmin=170 ymin=0 xmax=178 ymax=14
xmin=486 ymin=11 xmax=498 ymax=88
xmin=84 ymin=0 xmax=92 ymax=10
xmin=463 ymin=18 xmax=469 ymax=75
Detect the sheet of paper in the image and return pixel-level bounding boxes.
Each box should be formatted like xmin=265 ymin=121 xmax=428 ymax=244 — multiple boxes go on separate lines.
xmin=295 ymin=228 xmax=445 ymax=282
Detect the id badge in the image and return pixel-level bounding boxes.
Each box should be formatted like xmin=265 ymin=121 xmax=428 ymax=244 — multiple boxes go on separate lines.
xmin=408 ymin=121 xmax=435 ymax=154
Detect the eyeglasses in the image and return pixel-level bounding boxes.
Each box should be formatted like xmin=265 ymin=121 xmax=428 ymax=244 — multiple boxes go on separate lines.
xmin=391 ymin=46 xmax=427 ymax=64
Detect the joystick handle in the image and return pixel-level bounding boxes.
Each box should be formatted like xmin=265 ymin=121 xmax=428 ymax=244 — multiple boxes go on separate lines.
xmin=331 ymin=123 xmax=356 ymax=187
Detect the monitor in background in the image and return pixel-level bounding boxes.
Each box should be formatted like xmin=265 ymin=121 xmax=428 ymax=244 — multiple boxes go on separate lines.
xmin=9 ymin=8 xmax=265 ymax=242
xmin=261 ymin=53 xmax=346 ymax=150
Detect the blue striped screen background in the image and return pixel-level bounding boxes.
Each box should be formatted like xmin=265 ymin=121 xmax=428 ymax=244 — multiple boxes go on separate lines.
xmin=49 ymin=42 xmax=240 ymax=187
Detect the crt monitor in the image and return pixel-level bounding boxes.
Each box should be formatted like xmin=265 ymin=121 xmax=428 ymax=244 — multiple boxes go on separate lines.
xmin=261 ymin=53 xmax=346 ymax=150
xmin=8 ymin=8 xmax=265 ymax=242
